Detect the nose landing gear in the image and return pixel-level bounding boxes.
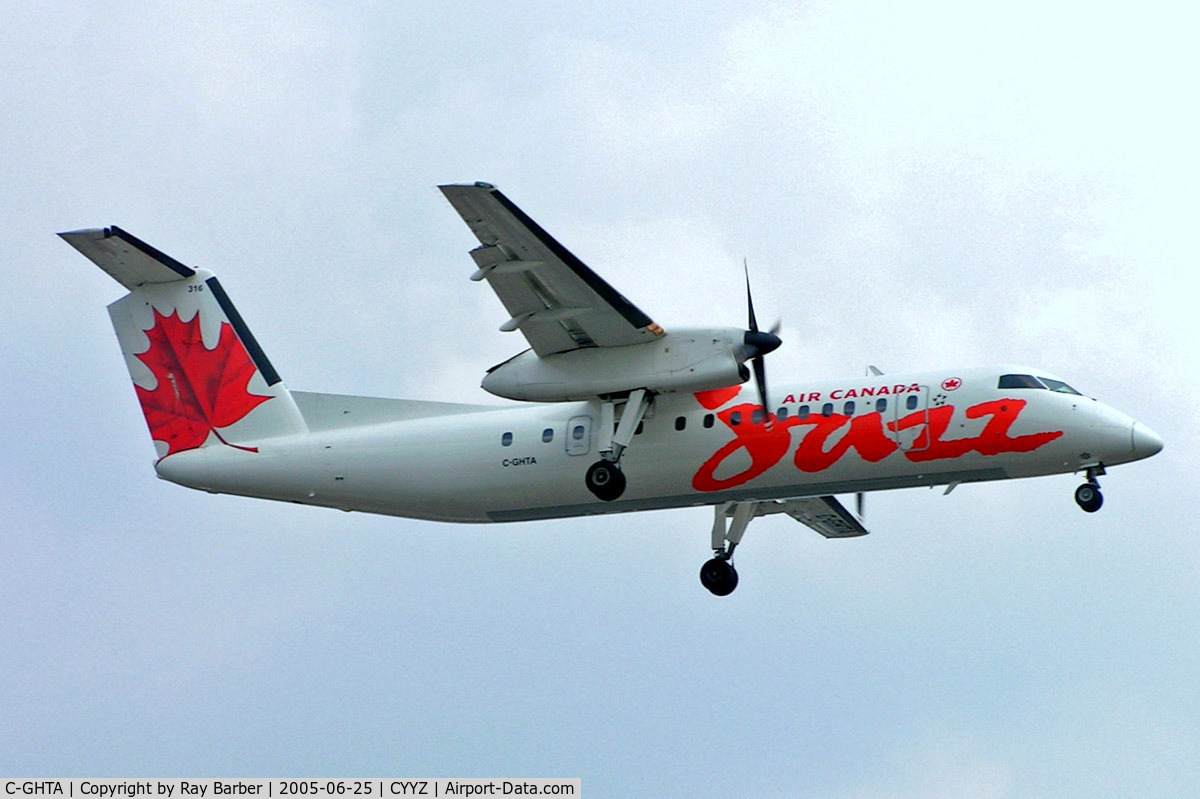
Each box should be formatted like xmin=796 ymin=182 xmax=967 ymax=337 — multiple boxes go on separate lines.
xmin=1075 ymin=465 xmax=1105 ymax=513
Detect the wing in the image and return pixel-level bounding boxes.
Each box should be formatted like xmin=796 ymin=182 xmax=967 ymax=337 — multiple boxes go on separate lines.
xmin=439 ymin=183 xmax=663 ymax=357
xmin=760 ymin=495 xmax=870 ymax=538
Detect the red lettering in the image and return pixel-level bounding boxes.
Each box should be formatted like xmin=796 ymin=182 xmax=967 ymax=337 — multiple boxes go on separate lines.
xmin=690 ymin=396 xmax=1064 ymax=493
xmin=692 ymin=403 xmax=796 ymax=491
xmin=792 ymin=413 xmax=897 ymax=472
xmin=898 ymin=399 xmax=1064 ymax=462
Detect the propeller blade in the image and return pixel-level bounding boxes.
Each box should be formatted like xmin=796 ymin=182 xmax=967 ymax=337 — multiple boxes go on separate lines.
xmin=753 ymin=352 xmax=770 ymax=414
xmin=740 ymin=259 xmax=781 ymax=415
xmin=744 ymin=258 xmax=759 ymax=333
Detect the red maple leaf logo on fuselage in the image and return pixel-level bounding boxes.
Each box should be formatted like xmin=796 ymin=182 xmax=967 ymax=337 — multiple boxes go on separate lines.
xmin=134 ymin=309 xmax=272 ymax=457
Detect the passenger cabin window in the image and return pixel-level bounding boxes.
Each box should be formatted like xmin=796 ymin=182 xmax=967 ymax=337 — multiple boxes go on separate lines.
xmin=798 ymin=405 xmax=810 ymax=420
xmin=501 ymin=432 xmax=513 ymax=447
xmin=906 ymin=395 xmax=919 ymax=410
xmin=675 ymin=416 xmax=686 ymax=431
xmin=542 ymin=428 xmax=554 ymax=443
xmin=1040 ymin=377 xmax=1082 ymax=395
xmin=876 ymin=398 xmax=887 ymax=413
xmin=751 ymin=409 xmax=765 ymax=425
xmin=843 ymin=401 xmax=856 ymax=416
xmin=703 ymin=413 xmax=715 ymax=428
xmin=821 ymin=403 xmax=833 ymax=418
xmin=777 ymin=407 xmax=789 ymax=420
xmin=998 ymin=374 xmax=1045 ymax=389
xmin=572 ymin=424 xmax=586 ymax=441
xmin=730 ymin=411 xmax=742 ymax=426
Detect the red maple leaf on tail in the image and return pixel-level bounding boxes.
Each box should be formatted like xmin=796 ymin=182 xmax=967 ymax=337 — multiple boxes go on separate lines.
xmin=134 ymin=309 xmax=272 ymax=457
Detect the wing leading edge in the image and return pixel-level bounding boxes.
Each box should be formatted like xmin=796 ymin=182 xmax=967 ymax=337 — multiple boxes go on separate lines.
xmin=439 ymin=183 xmax=662 ymax=357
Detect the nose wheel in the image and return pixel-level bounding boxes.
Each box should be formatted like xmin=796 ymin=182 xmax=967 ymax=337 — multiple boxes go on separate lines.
xmin=1075 ymin=482 xmax=1103 ymax=513
xmin=1075 ymin=466 xmax=1104 ymax=513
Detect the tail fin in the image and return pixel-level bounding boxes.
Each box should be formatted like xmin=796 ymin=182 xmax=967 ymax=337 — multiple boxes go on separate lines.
xmin=61 ymin=226 xmax=308 ymax=459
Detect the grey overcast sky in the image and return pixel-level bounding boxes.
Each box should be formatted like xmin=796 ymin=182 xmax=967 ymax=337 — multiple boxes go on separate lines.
xmin=2 ymin=1 xmax=1197 ymax=795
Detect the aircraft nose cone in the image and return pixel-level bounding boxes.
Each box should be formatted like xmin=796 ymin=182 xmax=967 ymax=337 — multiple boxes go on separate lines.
xmin=1131 ymin=422 xmax=1164 ymax=459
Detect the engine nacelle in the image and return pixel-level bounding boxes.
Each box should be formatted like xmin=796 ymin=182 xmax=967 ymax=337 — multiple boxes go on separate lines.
xmin=481 ymin=328 xmax=749 ymax=402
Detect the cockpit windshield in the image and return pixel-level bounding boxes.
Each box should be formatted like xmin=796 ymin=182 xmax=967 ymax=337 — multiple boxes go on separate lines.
xmin=998 ymin=374 xmax=1045 ymax=389
xmin=997 ymin=373 xmax=1084 ymax=395
xmin=1039 ymin=377 xmax=1082 ymax=395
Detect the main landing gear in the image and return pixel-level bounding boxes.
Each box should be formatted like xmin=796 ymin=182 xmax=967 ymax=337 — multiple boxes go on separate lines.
xmin=700 ymin=556 xmax=738 ymax=596
xmin=1075 ymin=465 xmax=1104 ymax=513
xmin=701 ymin=502 xmax=759 ymax=596
xmin=585 ymin=460 xmax=626 ymax=502
xmin=585 ymin=389 xmax=652 ymax=502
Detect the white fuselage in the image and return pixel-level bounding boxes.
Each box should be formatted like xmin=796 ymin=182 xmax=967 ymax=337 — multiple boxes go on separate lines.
xmin=153 ymin=365 xmax=1161 ymax=523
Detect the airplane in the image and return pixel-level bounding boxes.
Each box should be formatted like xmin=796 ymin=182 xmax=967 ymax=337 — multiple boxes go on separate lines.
xmin=62 ymin=182 xmax=1164 ymax=595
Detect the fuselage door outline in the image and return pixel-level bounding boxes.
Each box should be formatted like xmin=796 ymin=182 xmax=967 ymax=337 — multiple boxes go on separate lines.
xmin=892 ymin=384 xmax=931 ymax=452
xmin=567 ymin=415 xmax=592 ymax=456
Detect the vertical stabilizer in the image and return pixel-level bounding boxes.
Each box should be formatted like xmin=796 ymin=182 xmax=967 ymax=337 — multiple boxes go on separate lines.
xmin=62 ymin=227 xmax=308 ymax=460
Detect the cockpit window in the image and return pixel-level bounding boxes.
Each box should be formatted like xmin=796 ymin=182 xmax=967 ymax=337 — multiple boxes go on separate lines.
xmin=998 ymin=374 xmax=1045 ymax=389
xmin=1039 ymin=377 xmax=1082 ymax=395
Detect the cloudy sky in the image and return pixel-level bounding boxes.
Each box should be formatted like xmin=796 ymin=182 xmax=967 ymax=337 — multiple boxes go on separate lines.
xmin=2 ymin=0 xmax=1197 ymax=795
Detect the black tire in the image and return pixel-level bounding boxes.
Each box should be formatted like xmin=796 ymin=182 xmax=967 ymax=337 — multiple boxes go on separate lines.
xmin=585 ymin=460 xmax=626 ymax=501
xmin=700 ymin=558 xmax=739 ymax=596
xmin=1075 ymin=483 xmax=1103 ymax=513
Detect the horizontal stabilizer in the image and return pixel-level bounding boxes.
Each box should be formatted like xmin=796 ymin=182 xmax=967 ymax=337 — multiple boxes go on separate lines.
xmin=58 ymin=226 xmax=196 ymax=290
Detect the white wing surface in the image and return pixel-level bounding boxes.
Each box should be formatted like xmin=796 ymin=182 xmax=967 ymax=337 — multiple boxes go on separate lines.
xmin=439 ymin=183 xmax=662 ymax=357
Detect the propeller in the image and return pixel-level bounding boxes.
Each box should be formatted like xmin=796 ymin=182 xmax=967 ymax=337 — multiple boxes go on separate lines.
xmin=740 ymin=260 xmax=782 ymax=416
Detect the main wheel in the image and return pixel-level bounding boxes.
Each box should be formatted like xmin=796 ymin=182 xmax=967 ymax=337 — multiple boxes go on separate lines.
xmin=585 ymin=460 xmax=626 ymax=501
xmin=1075 ymin=483 xmax=1103 ymax=513
xmin=700 ymin=557 xmax=739 ymax=596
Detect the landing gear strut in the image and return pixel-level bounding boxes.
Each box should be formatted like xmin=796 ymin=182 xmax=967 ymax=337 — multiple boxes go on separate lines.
xmin=585 ymin=389 xmax=652 ymax=502
xmin=701 ymin=502 xmax=759 ymax=596
xmin=1075 ymin=465 xmax=1104 ymax=513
